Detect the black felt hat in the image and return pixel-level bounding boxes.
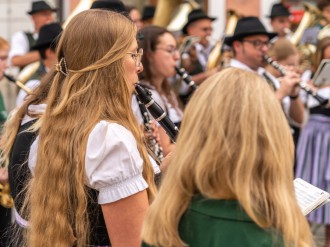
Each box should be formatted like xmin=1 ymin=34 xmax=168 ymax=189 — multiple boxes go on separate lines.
xmin=267 ymin=3 xmax=291 ymax=18
xmin=90 ymin=0 xmax=126 ymax=13
xmin=31 ymin=22 xmax=62 ymax=50
xmin=224 ymin=17 xmax=277 ymax=46
xmin=27 ymin=1 xmax=57 ymax=15
xmin=141 ymin=6 xmax=155 ymax=21
xmin=182 ymin=9 xmax=216 ymax=35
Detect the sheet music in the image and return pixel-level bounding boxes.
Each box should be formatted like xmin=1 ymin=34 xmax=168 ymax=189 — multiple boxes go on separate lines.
xmin=294 ymin=178 xmax=330 ymax=215
xmin=312 ymin=59 xmax=330 ymax=87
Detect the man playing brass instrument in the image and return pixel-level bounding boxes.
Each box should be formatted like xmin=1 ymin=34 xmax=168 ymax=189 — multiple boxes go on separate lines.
xmin=181 ymin=9 xmax=220 ymax=84
xmin=267 ymin=3 xmax=292 ymax=39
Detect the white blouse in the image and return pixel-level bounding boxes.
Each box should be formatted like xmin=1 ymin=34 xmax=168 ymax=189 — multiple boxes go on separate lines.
xmin=29 ymin=121 xmax=160 ymax=205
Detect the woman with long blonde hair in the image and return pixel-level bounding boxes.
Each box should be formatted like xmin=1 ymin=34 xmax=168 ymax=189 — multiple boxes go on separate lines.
xmin=142 ymin=68 xmax=313 ymax=247
xmin=24 ymin=9 xmax=156 ymax=247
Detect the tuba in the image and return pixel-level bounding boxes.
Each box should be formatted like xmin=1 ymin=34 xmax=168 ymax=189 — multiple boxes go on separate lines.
xmin=167 ymin=0 xmax=200 ymax=32
xmin=206 ymin=10 xmax=240 ymax=70
xmin=290 ymin=2 xmax=323 ymax=71
xmin=153 ymin=0 xmax=200 ymax=29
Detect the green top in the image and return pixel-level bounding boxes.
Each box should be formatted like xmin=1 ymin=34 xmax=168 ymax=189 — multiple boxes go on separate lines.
xmin=0 ymin=92 xmax=7 ymax=126
xmin=142 ymin=195 xmax=283 ymax=247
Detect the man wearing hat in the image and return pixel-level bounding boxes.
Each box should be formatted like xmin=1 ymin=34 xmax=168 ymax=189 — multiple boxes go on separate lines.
xmin=225 ymin=16 xmax=304 ymax=135
xmin=16 ymin=22 xmax=62 ymax=107
xmin=179 ymin=9 xmax=219 ymax=105
xmin=224 ymin=16 xmax=278 ymax=72
xmin=90 ymin=0 xmax=126 ymax=13
xmin=9 ymin=0 xmax=56 ymax=69
xmin=267 ymin=3 xmax=292 ymax=38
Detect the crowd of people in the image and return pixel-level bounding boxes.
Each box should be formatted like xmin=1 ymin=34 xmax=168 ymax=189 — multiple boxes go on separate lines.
xmin=0 ymin=0 xmax=329 ymax=246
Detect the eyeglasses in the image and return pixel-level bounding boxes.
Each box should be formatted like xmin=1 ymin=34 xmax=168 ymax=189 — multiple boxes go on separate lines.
xmin=127 ymin=48 xmax=143 ymax=67
xmin=156 ymin=47 xmax=179 ymax=56
xmin=241 ymin=39 xmax=270 ymax=49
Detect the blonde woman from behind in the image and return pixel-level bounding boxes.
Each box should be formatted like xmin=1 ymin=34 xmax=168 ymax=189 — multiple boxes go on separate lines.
xmin=142 ymin=67 xmax=314 ymax=247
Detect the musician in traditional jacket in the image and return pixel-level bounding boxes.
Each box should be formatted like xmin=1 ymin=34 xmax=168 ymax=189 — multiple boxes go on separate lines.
xmin=224 ymin=17 xmax=304 ymax=127
xmin=9 ymin=1 xmax=56 ymax=69
xmin=16 ymin=22 xmax=62 ymax=107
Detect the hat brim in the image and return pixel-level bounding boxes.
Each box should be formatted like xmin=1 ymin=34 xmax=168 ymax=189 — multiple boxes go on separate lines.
xmin=27 ymin=8 xmax=57 ymax=15
xmin=224 ymin=31 xmax=277 ymax=46
xmin=31 ymin=42 xmax=53 ymax=51
xmin=182 ymin=16 xmax=217 ymax=35
xmin=31 ymin=37 xmax=59 ymax=51
xmin=265 ymin=13 xmax=290 ymax=18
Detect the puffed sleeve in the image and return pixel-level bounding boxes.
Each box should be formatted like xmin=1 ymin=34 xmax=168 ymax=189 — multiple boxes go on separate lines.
xmin=85 ymin=121 xmax=148 ymax=204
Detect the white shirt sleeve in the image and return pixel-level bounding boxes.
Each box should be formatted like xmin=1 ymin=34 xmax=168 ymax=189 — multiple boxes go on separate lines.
xmin=9 ymin=31 xmax=30 ymax=64
xmin=85 ymin=121 xmax=148 ymax=204
xmin=28 ymin=121 xmax=153 ymax=205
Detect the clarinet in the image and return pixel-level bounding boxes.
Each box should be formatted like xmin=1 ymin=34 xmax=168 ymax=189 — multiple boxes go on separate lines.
xmin=175 ymin=66 xmax=197 ymax=92
xmin=137 ymin=95 xmax=164 ymax=162
xmin=264 ymin=55 xmax=329 ymax=106
xmin=135 ymin=83 xmax=179 ymax=142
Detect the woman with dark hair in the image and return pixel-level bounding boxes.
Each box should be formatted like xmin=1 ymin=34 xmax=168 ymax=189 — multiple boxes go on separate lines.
xmin=137 ymin=25 xmax=183 ymax=155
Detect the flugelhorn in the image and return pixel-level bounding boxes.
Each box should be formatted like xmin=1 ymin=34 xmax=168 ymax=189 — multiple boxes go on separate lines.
xmin=264 ymin=55 xmax=329 ymax=106
xmin=135 ymin=83 xmax=179 ymax=142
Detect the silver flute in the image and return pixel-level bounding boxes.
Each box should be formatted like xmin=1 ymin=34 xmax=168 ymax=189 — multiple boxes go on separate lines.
xmin=264 ymin=55 xmax=329 ymax=106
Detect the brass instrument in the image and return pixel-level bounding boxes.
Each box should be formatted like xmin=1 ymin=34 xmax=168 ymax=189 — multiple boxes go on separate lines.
xmin=0 ymin=182 xmax=14 ymax=208
xmin=167 ymin=0 xmax=200 ymax=32
xmin=290 ymin=2 xmax=322 ymax=46
xmin=206 ymin=10 xmax=240 ymax=70
xmin=4 ymin=73 xmax=32 ymax=94
xmin=318 ymin=23 xmax=330 ymax=40
xmin=153 ymin=0 xmax=199 ymax=29
xmin=290 ymin=2 xmax=323 ymax=71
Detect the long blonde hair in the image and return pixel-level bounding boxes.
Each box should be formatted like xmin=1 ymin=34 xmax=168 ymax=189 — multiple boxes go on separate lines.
xmin=142 ymin=68 xmax=313 ymax=247
xmin=25 ymin=10 xmax=156 ymax=247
